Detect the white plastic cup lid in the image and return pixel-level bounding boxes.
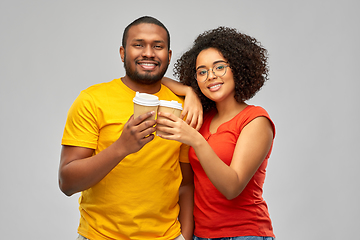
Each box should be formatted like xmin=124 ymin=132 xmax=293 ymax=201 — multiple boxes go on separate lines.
xmin=159 ymin=100 xmax=183 ymax=110
xmin=133 ymin=92 xmax=160 ymax=106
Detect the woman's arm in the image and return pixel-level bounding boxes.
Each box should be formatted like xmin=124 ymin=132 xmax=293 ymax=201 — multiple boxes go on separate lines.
xmin=161 ymin=77 xmax=203 ymax=130
xmin=156 ymin=113 xmax=274 ymax=200
xmin=192 ymin=117 xmax=274 ymax=199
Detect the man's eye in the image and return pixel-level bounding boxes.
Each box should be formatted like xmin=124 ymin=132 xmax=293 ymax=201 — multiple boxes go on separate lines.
xmin=154 ymin=45 xmax=163 ymax=49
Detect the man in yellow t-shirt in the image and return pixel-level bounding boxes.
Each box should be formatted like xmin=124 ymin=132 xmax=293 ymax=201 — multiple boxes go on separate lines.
xmin=58 ymin=16 xmax=196 ymax=240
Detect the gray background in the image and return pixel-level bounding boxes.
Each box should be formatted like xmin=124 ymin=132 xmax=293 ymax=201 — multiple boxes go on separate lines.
xmin=1 ymin=0 xmax=359 ymax=239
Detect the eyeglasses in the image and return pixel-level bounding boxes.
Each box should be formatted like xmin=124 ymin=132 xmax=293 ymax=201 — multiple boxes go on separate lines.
xmin=195 ymin=63 xmax=229 ymax=82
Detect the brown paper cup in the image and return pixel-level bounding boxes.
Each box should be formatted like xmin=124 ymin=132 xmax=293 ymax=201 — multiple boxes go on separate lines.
xmin=133 ymin=92 xmax=159 ymax=121
xmin=133 ymin=103 xmax=158 ymax=121
xmin=157 ymin=106 xmax=182 ymax=136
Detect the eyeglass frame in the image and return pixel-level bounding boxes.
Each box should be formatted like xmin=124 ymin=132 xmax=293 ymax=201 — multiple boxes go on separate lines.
xmin=194 ymin=62 xmax=230 ymax=82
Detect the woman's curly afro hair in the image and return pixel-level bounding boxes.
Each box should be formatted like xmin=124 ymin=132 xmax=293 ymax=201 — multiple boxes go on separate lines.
xmin=174 ymin=26 xmax=269 ymax=113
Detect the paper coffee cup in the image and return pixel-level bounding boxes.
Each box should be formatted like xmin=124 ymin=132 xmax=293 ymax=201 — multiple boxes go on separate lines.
xmin=157 ymin=100 xmax=183 ymax=136
xmin=133 ymin=92 xmax=160 ymax=120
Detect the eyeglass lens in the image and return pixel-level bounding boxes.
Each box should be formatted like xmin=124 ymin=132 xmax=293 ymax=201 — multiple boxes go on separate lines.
xmin=195 ymin=64 xmax=227 ymax=82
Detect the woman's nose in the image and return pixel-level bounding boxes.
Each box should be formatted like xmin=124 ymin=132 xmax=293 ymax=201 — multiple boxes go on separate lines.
xmin=207 ymin=69 xmax=217 ymax=80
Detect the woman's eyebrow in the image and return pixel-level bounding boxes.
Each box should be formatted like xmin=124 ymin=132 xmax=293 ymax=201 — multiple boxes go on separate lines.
xmin=196 ymin=60 xmax=227 ymax=70
xmin=213 ymin=60 xmax=227 ymax=65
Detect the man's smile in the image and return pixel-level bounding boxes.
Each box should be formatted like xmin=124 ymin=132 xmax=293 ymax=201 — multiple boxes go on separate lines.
xmin=136 ymin=60 xmax=159 ymax=71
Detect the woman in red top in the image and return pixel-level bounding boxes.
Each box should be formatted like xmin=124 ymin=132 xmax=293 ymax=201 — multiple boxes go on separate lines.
xmin=157 ymin=27 xmax=275 ymax=240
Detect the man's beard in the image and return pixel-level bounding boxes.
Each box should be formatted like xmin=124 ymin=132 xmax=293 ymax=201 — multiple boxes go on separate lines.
xmin=123 ymin=54 xmax=169 ymax=85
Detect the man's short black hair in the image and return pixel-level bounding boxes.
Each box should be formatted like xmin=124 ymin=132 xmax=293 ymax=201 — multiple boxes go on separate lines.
xmin=122 ymin=16 xmax=170 ymax=49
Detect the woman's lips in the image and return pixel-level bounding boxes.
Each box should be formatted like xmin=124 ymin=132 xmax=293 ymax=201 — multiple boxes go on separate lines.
xmin=207 ymin=83 xmax=223 ymax=91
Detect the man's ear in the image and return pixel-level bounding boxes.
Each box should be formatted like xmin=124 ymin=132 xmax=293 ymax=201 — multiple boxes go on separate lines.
xmin=120 ymin=46 xmax=125 ymax=62
xmin=168 ymin=49 xmax=172 ymax=64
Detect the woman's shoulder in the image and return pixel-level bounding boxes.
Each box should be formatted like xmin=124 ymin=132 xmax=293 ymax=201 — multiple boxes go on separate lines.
xmin=239 ymin=105 xmax=275 ymax=136
xmin=242 ymin=105 xmax=270 ymax=117
xmin=230 ymin=105 xmax=272 ymax=128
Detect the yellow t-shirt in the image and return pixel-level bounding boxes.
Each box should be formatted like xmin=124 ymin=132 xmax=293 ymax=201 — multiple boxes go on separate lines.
xmin=62 ymin=78 xmax=189 ymax=240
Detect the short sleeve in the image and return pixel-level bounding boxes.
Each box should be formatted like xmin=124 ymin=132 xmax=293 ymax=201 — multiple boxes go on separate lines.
xmin=179 ymin=144 xmax=190 ymax=163
xmin=61 ymin=91 xmax=99 ymax=149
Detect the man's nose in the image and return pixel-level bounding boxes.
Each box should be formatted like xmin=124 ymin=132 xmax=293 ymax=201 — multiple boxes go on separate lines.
xmin=142 ymin=45 xmax=155 ymax=58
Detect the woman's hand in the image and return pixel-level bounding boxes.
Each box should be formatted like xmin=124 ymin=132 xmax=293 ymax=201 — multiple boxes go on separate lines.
xmin=181 ymin=87 xmax=203 ymax=131
xmin=161 ymin=77 xmax=203 ymax=130
xmin=156 ymin=111 xmax=202 ymax=146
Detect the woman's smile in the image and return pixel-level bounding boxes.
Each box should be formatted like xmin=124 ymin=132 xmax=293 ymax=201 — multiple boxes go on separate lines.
xmin=207 ymin=82 xmax=223 ymax=92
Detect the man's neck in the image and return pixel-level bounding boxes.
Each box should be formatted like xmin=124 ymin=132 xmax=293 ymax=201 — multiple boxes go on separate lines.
xmin=121 ymin=76 xmax=162 ymax=94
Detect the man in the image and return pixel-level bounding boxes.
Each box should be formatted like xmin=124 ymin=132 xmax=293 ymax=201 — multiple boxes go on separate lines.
xmin=59 ymin=16 xmax=194 ymax=240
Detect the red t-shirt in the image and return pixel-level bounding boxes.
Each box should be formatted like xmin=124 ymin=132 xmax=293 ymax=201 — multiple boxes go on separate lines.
xmin=189 ymin=105 xmax=276 ymax=238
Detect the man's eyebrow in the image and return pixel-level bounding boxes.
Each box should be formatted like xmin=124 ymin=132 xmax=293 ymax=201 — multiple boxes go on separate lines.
xmin=196 ymin=60 xmax=227 ymax=70
xmin=131 ymin=39 xmax=144 ymax=42
xmin=131 ymin=39 xmax=165 ymax=44
xmin=154 ymin=40 xmax=165 ymax=44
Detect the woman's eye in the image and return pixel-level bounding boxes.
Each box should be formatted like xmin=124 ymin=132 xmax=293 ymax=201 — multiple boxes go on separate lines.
xmin=215 ymin=65 xmax=225 ymax=70
xmin=198 ymin=70 xmax=207 ymax=76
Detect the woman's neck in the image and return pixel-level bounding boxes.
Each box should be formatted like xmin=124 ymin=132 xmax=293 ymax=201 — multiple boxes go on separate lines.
xmin=215 ymin=98 xmax=248 ymax=120
xmin=209 ymin=99 xmax=248 ymax=134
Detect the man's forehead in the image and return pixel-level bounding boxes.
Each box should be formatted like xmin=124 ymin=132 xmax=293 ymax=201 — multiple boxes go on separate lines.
xmin=127 ymin=23 xmax=168 ymax=43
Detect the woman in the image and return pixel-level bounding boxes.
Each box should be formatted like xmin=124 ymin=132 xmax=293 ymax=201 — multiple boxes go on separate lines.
xmin=157 ymin=27 xmax=276 ymax=240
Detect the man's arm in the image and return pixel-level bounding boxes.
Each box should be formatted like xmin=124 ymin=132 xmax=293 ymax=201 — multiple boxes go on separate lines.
xmin=178 ymin=162 xmax=194 ymax=240
xmin=58 ymin=112 xmax=156 ymax=196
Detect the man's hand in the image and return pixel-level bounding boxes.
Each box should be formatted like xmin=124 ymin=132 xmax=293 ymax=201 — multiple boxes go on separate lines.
xmin=114 ymin=111 xmax=157 ymax=155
